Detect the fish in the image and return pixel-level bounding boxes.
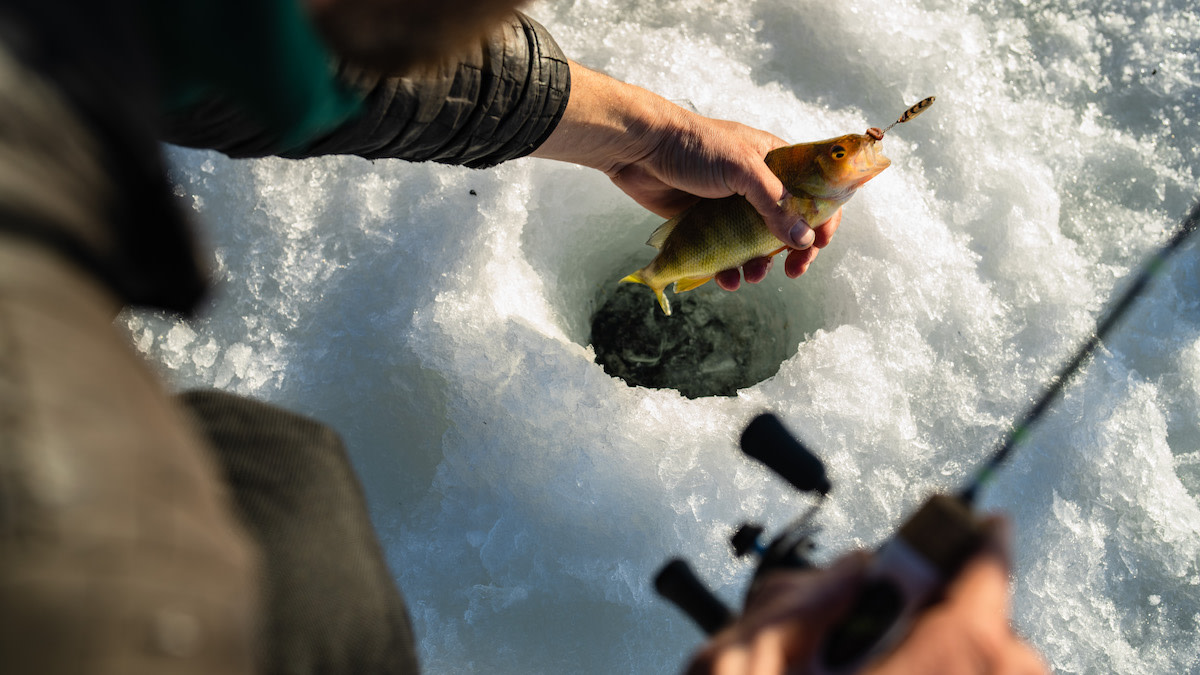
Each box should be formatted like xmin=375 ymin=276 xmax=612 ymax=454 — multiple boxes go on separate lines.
xmin=621 ymin=98 xmax=934 ymax=315
xmin=620 ymin=132 xmax=889 ymax=315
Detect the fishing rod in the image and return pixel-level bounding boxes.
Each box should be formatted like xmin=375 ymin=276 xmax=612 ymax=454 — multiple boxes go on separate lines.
xmin=961 ymin=200 xmax=1200 ymax=502
xmin=655 ymin=198 xmax=1200 ymax=672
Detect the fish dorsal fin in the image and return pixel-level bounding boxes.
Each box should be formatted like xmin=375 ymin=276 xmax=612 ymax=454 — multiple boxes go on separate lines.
xmin=646 ymin=215 xmax=681 ymax=250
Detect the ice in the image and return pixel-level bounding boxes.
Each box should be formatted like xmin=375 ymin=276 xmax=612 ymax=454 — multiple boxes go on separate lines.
xmin=123 ymin=0 xmax=1200 ymax=672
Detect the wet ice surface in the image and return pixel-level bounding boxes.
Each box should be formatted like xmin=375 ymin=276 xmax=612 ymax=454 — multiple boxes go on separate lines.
xmin=125 ymin=0 xmax=1200 ymax=672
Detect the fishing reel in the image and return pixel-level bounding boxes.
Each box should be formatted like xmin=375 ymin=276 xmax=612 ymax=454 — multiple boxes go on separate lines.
xmin=654 ymin=413 xmax=988 ymax=673
xmin=654 ymin=414 xmax=829 ymax=634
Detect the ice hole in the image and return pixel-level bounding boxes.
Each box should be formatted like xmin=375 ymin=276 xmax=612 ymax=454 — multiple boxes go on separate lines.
xmin=590 ymin=278 xmax=801 ymax=397
xmin=529 ymin=205 xmax=832 ymax=397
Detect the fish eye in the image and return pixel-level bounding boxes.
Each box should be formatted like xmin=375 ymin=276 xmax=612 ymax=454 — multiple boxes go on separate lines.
xmin=831 ymin=145 xmax=846 ymax=160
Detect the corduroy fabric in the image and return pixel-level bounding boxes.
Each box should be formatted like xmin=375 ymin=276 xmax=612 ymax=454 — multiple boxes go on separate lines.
xmin=180 ymin=390 xmax=420 ymax=675
xmin=0 ymin=237 xmax=259 ymax=675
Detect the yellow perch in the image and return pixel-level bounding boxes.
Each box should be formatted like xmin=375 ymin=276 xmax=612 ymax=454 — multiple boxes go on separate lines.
xmin=621 ymin=98 xmax=933 ymax=315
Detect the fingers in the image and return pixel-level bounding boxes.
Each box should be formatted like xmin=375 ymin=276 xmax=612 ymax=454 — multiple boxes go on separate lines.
xmin=868 ymin=516 xmax=1048 ymax=675
xmin=787 ymin=218 xmax=816 ymax=249
xmin=784 ymin=247 xmax=818 ymax=278
xmin=686 ymin=553 xmax=872 ymax=675
xmin=718 ymin=206 xmax=839 ymax=289
xmin=715 ymin=257 xmax=773 ymax=291
xmin=727 ymin=152 xmax=814 ymax=251
xmin=742 ymin=257 xmax=773 ymax=283
xmin=715 ymin=268 xmax=742 ymax=291
xmin=945 ymin=517 xmax=1013 ymax=617
xmin=684 ymin=541 xmax=1048 ymax=675
xmin=781 ymin=208 xmax=840 ymax=278
xmin=717 ymin=223 xmax=830 ymax=291
xmin=811 ymin=208 xmax=842 ymax=248
xmin=697 ymin=136 xmax=850 ymax=292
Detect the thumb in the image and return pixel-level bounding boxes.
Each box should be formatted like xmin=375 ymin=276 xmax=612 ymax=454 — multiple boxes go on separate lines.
xmin=732 ymin=162 xmax=814 ymax=250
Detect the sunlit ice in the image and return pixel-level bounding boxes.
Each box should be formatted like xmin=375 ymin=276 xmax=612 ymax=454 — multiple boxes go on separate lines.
xmin=127 ymin=0 xmax=1200 ymax=671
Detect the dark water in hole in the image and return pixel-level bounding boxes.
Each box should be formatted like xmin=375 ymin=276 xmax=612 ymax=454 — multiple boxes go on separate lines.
xmin=589 ymin=282 xmax=792 ymax=398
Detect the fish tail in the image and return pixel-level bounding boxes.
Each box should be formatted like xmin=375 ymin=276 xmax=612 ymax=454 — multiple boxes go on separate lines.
xmin=620 ymin=271 xmax=672 ymax=316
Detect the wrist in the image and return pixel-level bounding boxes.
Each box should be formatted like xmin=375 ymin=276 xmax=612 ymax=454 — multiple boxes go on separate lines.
xmin=530 ymin=60 xmax=684 ymax=175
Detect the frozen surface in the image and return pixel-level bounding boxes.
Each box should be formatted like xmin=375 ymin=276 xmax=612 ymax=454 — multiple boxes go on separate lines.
xmin=125 ymin=0 xmax=1200 ymax=672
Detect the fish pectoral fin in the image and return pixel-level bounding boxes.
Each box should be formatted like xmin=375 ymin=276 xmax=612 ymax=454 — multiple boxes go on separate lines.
xmin=673 ymin=276 xmax=712 ymax=293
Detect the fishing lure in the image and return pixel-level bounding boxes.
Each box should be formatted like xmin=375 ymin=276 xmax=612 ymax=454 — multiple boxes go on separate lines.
xmin=879 ymin=96 xmax=935 ymax=136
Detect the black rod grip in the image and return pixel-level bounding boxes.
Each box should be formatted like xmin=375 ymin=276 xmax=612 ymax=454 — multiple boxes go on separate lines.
xmin=654 ymin=558 xmax=734 ymax=635
xmin=740 ymin=413 xmax=831 ymax=495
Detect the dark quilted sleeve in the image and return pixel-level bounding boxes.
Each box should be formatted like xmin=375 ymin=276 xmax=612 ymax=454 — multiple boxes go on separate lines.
xmin=161 ymin=12 xmax=571 ymax=169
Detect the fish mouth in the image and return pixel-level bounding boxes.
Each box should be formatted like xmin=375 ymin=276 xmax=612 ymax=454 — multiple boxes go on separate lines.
xmin=863 ymin=140 xmax=891 ymax=170
xmin=853 ymin=141 xmax=891 ymax=184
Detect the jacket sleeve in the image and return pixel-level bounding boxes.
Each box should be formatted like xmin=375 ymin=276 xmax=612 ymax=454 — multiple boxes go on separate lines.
xmin=159 ymin=12 xmax=571 ymax=169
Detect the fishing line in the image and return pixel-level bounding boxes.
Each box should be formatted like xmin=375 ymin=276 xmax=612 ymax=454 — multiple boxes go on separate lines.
xmin=960 ymin=198 xmax=1200 ymax=503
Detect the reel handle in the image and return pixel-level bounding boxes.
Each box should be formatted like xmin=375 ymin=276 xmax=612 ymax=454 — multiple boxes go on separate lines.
xmin=654 ymin=558 xmax=734 ymax=636
xmin=740 ymin=413 xmax=830 ymax=495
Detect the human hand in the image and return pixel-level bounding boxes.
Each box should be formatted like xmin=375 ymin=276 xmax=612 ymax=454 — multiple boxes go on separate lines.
xmin=683 ymin=517 xmax=1048 ymax=675
xmin=714 ymin=209 xmax=841 ymax=291
xmin=531 ymin=62 xmax=838 ymax=287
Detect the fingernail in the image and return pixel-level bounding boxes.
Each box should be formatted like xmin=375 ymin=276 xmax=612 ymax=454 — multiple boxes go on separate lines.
xmin=789 ymin=221 xmax=814 ymax=249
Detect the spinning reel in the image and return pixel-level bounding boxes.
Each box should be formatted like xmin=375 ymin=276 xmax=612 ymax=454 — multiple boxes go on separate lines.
xmin=655 ymin=413 xmax=986 ymax=673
